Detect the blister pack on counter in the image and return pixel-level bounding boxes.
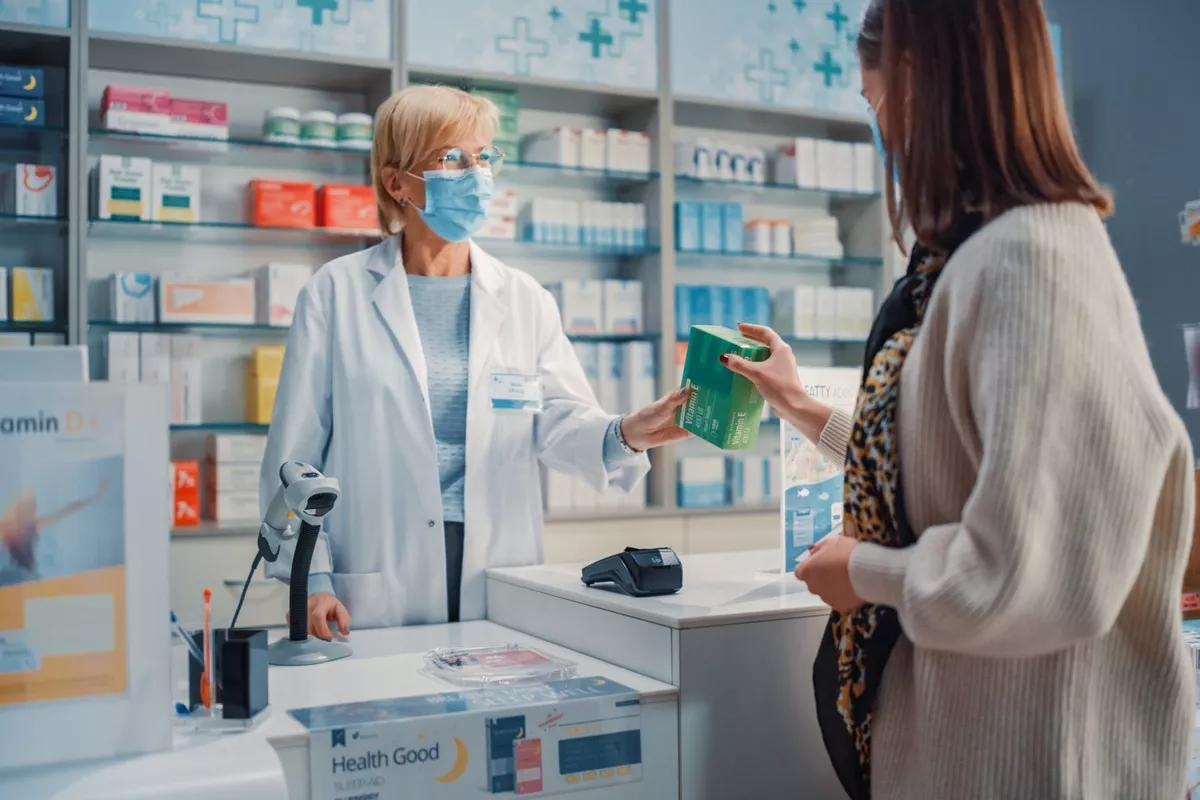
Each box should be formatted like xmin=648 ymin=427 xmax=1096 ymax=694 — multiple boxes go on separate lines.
xmin=424 ymin=643 xmax=577 ymax=687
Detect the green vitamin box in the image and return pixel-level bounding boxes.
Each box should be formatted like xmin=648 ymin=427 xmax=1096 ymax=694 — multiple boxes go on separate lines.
xmin=676 ymin=325 xmax=771 ymax=450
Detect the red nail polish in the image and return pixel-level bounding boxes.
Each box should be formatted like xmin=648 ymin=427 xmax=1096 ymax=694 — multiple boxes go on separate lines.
xmin=719 ymin=354 xmax=729 ymax=365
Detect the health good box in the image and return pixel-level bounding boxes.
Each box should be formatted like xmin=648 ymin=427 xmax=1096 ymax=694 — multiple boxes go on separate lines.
xmin=0 ymin=67 xmax=43 ymax=99
xmin=676 ymin=325 xmax=770 ymax=450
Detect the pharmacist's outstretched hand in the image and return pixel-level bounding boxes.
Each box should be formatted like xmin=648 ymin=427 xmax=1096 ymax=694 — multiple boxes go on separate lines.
xmin=289 ymin=592 xmax=351 ymax=641
xmin=620 ymin=387 xmax=692 ymax=451
xmin=721 ymin=324 xmax=809 ymax=415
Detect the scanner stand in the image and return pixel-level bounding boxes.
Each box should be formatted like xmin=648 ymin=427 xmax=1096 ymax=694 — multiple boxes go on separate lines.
xmin=268 ymin=519 xmax=351 ymax=666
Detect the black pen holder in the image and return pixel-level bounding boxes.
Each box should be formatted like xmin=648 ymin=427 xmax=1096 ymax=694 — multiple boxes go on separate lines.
xmin=187 ymin=627 xmax=270 ymax=720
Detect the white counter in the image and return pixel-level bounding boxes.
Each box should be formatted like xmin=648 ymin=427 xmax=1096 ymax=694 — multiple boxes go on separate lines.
xmin=7 ymin=621 xmax=678 ymax=800
xmin=487 ymin=550 xmax=845 ymax=800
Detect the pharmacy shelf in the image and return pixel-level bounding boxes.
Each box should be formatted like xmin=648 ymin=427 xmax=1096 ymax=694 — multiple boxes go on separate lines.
xmin=674 ymin=95 xmax=870 ymax=138
xmin=500 ymin=161 xmax=658 ymax=190
xmin=88 ymin=129 xmax=371 ymax=170
xmin=408 ymin=66 xmax=658 ymax=116
xmin=87 ymin=217 xmax=378 ymax=247
xmin=171 ymin=522 xmax=257 ymax=539
xmin=88 ymin=32 xmax=393 ymax=93
xmin=0 ymin=212 xmax=67 ymax=232
xmin=0 ymin=122 xmax=67 ymax=153
xmin=0 ymin=22 xmax=71 ymax=65
xmin=476 ymin=237 xmax=659 ymax=260
xmin=675 ymin=251 xmax=884 ymax=271
xmin=544 ymin=503 xmax=777 ymax=523
xmin=675 ymin=175 xmax=878 ymax=203
xmin=89 ymin=321 xmax=289 ymax=337
xmin=0 ymin=320 xmax=67 ymax=334
xmin=170 ymin=423 xmax=269 ymax=433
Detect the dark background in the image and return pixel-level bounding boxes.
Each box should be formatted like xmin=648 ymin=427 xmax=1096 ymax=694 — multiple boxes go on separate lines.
xmin=1047 ymin=0 xmax=1200 ymax=447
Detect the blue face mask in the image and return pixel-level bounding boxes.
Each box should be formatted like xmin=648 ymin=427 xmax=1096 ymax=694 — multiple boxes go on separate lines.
xmin=867 ymin=95 xmax=901 ymax=186
xmin=413 ymin=166 xmax=493 ymax=242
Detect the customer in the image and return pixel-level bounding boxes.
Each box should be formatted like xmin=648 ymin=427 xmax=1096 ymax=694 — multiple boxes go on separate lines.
xmin=262 ymin=85 xmax=689 ymax=636
xmin=723 ymin=0 xmax=1195 ymax=797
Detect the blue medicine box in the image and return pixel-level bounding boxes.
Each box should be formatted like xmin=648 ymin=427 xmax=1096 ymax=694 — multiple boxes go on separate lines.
xmin=689 ymin=285 xmax=712 ymax=326
xmin=736 ymin=287 xmax=772 ymax=327
xmin=691 ymin=285 xmax=733 ymax=328
xmin=701 ymin=202 xmax=724 ymax=253
xmin=0 ymin=67 xmax=44 ymax=99
xmin=675 ymin=285 xmax=692 ymax=339
xmin=0 ymin=98 xmax=44 ymax=127
xmin=722 ymin=204 xmax=744 ymax=254
xmin=675 ymin=201 xmax=701 ymax=252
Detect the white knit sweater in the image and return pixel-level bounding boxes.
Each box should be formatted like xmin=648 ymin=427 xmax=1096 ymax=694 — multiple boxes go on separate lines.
xmin=817 ymin=203 xmax=1195 ymax=799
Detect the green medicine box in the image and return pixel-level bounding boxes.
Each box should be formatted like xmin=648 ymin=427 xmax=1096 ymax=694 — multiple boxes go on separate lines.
xmin=676 ymin=325 xmax=771 ymax=450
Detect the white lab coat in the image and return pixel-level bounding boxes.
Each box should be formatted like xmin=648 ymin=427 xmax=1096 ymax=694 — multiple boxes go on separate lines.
xmin=260 ymin=236 xmax=649 ymax=627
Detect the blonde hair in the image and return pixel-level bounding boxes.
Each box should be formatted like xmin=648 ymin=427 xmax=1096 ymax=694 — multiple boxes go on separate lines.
xmin=371 ymin=85 xmax=499 ymax=234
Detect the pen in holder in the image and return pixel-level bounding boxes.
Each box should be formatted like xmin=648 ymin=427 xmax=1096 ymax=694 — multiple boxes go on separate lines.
xmin=187 ymin=627 xmax=270 ymax=721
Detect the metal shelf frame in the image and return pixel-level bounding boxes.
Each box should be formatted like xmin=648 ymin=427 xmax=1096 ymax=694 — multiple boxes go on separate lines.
xmin=8 ymin=0 xmax=896 ymax=517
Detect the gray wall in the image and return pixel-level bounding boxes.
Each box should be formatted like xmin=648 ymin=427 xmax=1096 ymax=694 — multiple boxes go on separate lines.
xmin=1047 ymin=0 xmax=1200 ymax=447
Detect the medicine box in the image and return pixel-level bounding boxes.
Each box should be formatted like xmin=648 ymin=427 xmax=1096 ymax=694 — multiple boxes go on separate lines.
xmin=549 ymin=280 xmax=602 ymax=335
xmin=0 ymin=98 xmax=45 ymax=127
xmin=93 ymin=155 xmax=151 ymax=221
xmin=317 ymin=184 xmax=376 ymax=231
xmin=735 ymin=286 xmax=772 ymax=328
xmin=853 ymin=143 xmax=877 ymax=194
xmin=245 ymin=361 xmax=280 ymax=424
xmin=727 ymin=456 xmax=768 ymax=507
xmin=677 ymin=325 xmax=770 ymax=450
xmin=491 ymin=189 xmax=520 ymax=219
xmin=108 ymin=272 xmax=156 ymax=323
xmin=139 ymin=332 xmax=171 ymax=385
xmin=596 ymin=343 xmax=622 ymax=414
xmin=601 ymin=280 xmax=643 ymax=335
xmin=170 ymin=335 xmax=203 ymax=425
xmin=0 ymin=333 xmax=30 ymax=347
xmin=169 ymin=97 xmax=229 ymax=140
xmin=11 ymin=267 xmax=53 ymax=322
xmin=151 ymin=162 xmax=201 ymax=223
xmin=523 ymin=128 xmax=580 ymax=168
xmin=255 ymin=263 xmax=311 ymax=327
xmin=678 ymin=456 xmax=728 ymax=508
xmin=620 ymin=341 xmax=656 ymax=415
xmin=721 ymin=204 xmax=744 ymax=254
xmin=777 ymin=138 xmax=818 ymax=187
xmin=171 ymin=460 xmax=201 ymax=528
xmin=206 ymin=433 xmax=268 ymax=465
xmin=247 ymin=180 xmax=316 ymax=228
xmin=580 ymin=129 xmax=606 ymax=171
xmin=814 ymin=287 xmax=839 ymax=340
xmin=210 ymin=463 xmax=261 ymax=494
xmin=674 ymin=285 xmax=691 ymax=339
xmin=101 ymin=84 xmax=172 ymax=135
xmin=675 ymin=202 xmax=702 ymax=253
xmin=690 ymin=285 xmax=734 ymax=329
xmin=160 ymin=277 xmax=255 ymax=325
xmin=32 ymin=333 xmax=65 ymax=346
xmin=106 ymin=332 xmax=140 ymax=383
xmin=0 ymin=164 xmax=57 ymax=216
xmin=701 ymin=202 xmax=724 ymax=253
xmin=0 ymin=67 xmax=44 ymax=99
xmin=775 ymin=286 xmax=818 ymax=339
xmin=206 ymin=490 xmax=260 ymax=523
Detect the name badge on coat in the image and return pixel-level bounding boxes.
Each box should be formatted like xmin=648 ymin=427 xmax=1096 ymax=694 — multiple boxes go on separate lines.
xmin=490 ymin=372 xmax=544 ymax=413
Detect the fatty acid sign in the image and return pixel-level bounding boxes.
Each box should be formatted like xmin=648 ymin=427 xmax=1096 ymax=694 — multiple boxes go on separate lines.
xmin=293 ymin=677 xmax=643 ymax=799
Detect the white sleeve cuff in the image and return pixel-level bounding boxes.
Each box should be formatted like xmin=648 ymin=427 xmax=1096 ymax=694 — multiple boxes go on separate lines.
xmin=848 ymin=541 xmax=911 ymax=610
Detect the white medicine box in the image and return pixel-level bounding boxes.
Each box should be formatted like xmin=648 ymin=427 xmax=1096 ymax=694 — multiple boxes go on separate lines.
xmin=522 ymin=128 xmax=581 ymax=168
xmin=777 ymin=138 xmax=818 ymax=188
xmin=151 ymin=162 xmax=201 ymax=223
xmin=549 ymin=280 xmax=602 ymax=335
xmin=775 ymin=286 xmax=817 ymax=339
xmin=601 ymin=280 xmax=643 ymax=335
xmin=580 ymin=129 xmax=607 ymax=171
xmin=814 ymin=286 xmax=839 ymax=340
xmin=93 ymin=155 xmax=152 ymax=221
xmin=255 ymin=263 xmax=312 ymax=327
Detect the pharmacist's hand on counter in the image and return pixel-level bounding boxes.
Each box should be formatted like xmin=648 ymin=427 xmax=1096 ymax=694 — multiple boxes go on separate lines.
xmin=722 ymin=323 xmax=833 ymax=443
xmin=290 ymin=592 xmax=351 ymax=641
xmin=619 ymin=388 xmax=693 ymax=451
xmin=795 ymin=534 xmax=864 ymax=614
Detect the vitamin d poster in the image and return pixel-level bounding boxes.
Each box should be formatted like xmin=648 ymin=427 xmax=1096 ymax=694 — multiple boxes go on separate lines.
xmin=0 ymin=395 xmax=126 ymax=706
xmin=295 ymin=677 xmax=643 ymax=799
xmin=781 ymin=367 xmax=860 ymax=573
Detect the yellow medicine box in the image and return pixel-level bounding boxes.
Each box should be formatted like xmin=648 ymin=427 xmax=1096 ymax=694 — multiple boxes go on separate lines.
xmin=245 ymin=346 xmax=284 ymax=424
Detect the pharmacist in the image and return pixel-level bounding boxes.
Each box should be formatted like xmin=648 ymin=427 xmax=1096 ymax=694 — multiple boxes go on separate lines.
xmin=262 ymin=85 xmax=688 ymax=636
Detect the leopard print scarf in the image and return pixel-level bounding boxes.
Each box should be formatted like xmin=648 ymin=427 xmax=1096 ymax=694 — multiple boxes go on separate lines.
xmin=813 ymin=254 xmax=944 ymax=800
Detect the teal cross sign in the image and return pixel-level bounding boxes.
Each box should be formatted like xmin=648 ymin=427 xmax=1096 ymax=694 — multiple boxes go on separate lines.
xmin=496 ymin=17 xmax=550 ymax=75
xmin=579 ymin=18 xmax=614 ymax=59
xmin=813 ymin=49 xmax=843 ymax=86
xmin=619 ymin=0 xmax=649 ymax=23
xmin=297 ymin=0 xmax=339 ymax=25
xmin=745 ymin=48 xmax=788 ymax=104
xmin=197 ymin=0 xmax=260 ymax=43
xmin=826 ymin=2 xmax=850 ymax=34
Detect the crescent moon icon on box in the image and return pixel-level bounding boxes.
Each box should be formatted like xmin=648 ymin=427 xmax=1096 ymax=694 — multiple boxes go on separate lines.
xmin=23 ymin=105 xmax=37 ymax=122
xmin=23 ymin=75 xmax=36 ymax=91
xmin=435 ymin=737 xmax=469 ymax=783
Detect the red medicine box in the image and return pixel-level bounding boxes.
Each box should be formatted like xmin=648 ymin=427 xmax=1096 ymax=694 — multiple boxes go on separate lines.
xmin=318 ymin=184 xmax=377 ymax=231
xmin=171 ymin=460 xmax=201 ymax=527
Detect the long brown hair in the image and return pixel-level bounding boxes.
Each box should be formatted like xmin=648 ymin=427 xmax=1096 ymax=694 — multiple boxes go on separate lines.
xmin=858 ymin=0 xmax=1112 ymax=253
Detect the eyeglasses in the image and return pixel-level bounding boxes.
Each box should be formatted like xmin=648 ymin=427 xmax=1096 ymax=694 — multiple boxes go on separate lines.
xmin=433 ymin=145 xmax=506 ymax=174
